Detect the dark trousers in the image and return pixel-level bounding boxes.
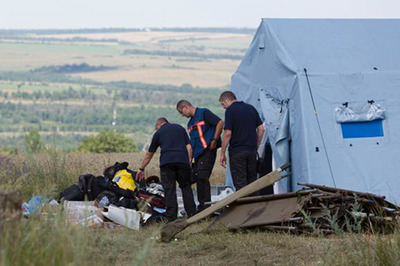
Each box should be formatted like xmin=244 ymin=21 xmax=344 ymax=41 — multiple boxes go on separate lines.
xmin=258 ymin=144 xmax=274 ymax=195
xmin=194 ymin=147 xmax=217 ymax=210
xmin=160 ymin=163 xmax=196 ymax=221
xmin=229 ymin=151 xmax=258 ymax=194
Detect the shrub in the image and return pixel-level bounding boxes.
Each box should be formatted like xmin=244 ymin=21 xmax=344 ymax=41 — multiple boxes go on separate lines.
xmin=78 ymin=130 xmax=136 ymax=153
xmin=24 ymin=129 xmax=44 ymax=153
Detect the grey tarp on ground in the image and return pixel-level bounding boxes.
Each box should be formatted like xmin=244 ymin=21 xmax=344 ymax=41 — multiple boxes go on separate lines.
xmin=230 ymin=19 xmax=400 ymax=204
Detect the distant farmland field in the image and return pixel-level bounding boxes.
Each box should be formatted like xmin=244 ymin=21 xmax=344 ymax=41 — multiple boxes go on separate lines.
xmin=0 ymin=28 xmax=254 ymax=151
xmin=34 ymin=31 xmax=251 ymax=45
xmin=0 ymin=30 xmax=251 ymax=87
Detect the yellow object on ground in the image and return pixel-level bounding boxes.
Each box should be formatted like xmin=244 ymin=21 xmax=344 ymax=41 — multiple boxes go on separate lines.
xmin=112 ymin=169 xmax=136 ymax=191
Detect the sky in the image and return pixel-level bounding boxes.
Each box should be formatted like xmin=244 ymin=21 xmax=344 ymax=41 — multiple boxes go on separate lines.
xmin=1 ymin=0 xmax=400 ymax=29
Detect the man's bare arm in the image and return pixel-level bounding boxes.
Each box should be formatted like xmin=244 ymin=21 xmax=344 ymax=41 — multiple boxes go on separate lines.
xmin=220 ymin=129 xmax=232 ymax=167
xmin=210 ymin=120 xmax=224 ymax=150
xmin=214 ymin=120 xmax=224 ymax=140
xmin=256 ymin=124 xmax=265 ymax=147
xmin=186 ymin=144 xmax=193 ymax=164
xmin=140 ymin=152 xmax=155 ymax=169
xmin=137 ymin=152 xmax=155 ymax=180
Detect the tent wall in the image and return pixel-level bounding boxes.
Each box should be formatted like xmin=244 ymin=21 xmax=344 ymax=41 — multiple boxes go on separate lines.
xmin=231 ymin=18 xmax=400 ymax=203
xmin=301 ymin=72 xmax=400 ymax=202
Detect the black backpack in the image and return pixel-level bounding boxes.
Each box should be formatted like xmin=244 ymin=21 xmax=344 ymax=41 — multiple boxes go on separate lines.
xmin=95 ymin=190 xmax=119 ymax=207
xmin=59 ymin=184 xmax=85 ymax=201
xmin=103 ymin=162 xmax=129 ymax=180
xmin=78 ymin=174 xmax=108 ymax=201
xmin=115 ymin=197 xmax=138 ymax=210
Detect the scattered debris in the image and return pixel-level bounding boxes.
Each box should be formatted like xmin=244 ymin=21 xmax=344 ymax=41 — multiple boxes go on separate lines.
xmin=22 ymin=195 xmax=58 ymax=216
xmin=209 ymin=183 xmax=399 ymax=234
xmin=63 ymin=200 xmax=102 ymax=226
xmin=57 ymin=161 xmax=168 ymax=229
xmin=102 ymin=205 xmax=151 ymax=230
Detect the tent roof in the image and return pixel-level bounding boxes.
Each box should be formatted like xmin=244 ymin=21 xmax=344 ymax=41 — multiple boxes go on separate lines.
xmin=258 ymin=19 xmax=400 ymax=73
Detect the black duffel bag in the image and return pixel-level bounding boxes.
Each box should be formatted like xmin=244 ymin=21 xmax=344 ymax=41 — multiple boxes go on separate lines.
xmin=59 ymin=184 xmax=85 ymax=201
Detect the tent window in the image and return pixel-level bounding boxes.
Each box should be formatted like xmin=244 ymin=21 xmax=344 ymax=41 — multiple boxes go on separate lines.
xmin=335 ymin=102 xmax=385 ymax=123
xmin=341 ymin=120 xmax=384 ymax=139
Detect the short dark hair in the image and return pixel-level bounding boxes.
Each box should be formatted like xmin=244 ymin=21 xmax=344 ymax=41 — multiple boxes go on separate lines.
xmin=219 ymin=91 xmax=237 ymax=101
xmin=176 ymin=100 xmax=192 ymax=109
xmin=156 ymin=117 xmax=169 ymax=124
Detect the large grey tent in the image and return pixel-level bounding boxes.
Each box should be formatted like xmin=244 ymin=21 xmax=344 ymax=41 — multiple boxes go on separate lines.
xmin=230 ymin=19 xmax=400 ymax=203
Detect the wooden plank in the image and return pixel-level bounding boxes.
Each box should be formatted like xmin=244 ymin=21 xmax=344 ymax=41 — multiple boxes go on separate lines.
xmin=214 ymin=196 xmax=307 ymax=229
xmin=235 ymin=189 xmax=316 ymax=204
xmin=161 ymin=164 xmax=290 ymax=242
xmin=186 ymin=168 xmax=283 ymax=223
xmin=298 ymin=183 xmax=386 ymax=200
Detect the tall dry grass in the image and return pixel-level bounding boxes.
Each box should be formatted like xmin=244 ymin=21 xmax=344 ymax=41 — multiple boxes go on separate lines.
xmin=4 ymin=213 xmax=400 ymax=266
xmin=322 ymin=230 xmax=400 ymax=265
xmin=1 ymin=210 xmax=91 ymax=265
xmin=0 ymin=150 xmax=226 ymax=200
xmin=3 ymin=150 xmax=400 ymax=265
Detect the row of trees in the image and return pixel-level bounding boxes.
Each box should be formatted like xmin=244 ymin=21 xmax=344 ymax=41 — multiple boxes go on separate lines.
xmin=33 ymin=63 xmax=117 ymax=74
xmin=1 ymin=87 xmax=96 ymax=101
xmin=0 ymin=102 xmax=199 ymax=128
xmin=123 ymin=49 xmax=243 ymax=60
xmin=1 ymin=86 xmax=221 ymax=106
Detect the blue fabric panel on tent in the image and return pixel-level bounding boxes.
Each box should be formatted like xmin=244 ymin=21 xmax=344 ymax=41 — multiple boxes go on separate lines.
xmin=341 ymin=120 xmax=384 ymax=139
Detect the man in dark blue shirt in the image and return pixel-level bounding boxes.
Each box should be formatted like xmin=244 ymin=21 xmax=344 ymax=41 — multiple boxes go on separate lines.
xmin=219 ymin=91 xmax=264 ymax=191
xmin=137 ymin=117 xmax=196 ymax=221
xmin=176 ymin=100 xmax=223 ymax=211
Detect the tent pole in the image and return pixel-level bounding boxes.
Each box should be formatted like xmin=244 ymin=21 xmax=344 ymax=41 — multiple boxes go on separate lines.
xmin=303 ymin=68 xmax=337 ymax=188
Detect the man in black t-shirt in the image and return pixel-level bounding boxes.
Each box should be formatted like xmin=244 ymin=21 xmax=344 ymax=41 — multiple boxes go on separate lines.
xmin=137 ymin=117 xmax=196 ymax=221
xmin=219 ymin=91 xmax=265 ymax=191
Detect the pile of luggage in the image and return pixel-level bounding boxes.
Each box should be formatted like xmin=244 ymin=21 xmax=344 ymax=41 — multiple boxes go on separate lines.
xmin=59 ymin=162 xmax=166 ymax=227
